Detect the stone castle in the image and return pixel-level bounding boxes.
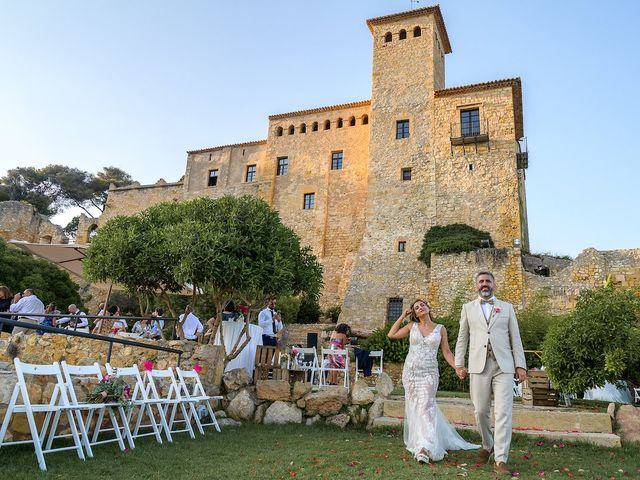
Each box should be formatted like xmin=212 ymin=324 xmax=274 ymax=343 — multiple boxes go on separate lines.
xmin=66 ymin=6 xmax=638 ymax=332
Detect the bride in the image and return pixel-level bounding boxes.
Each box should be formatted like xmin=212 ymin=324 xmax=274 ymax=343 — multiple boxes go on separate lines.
xmin=388 ymin=298 xmax=478 ymax=463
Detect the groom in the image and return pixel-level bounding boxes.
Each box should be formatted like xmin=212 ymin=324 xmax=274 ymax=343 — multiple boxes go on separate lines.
xmin=454 ymin=271 xmax=527 ymax=476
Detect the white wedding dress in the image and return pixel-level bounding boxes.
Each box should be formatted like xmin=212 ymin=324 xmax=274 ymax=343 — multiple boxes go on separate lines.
xmin=402 ymin=323 xmax=479 ymax=461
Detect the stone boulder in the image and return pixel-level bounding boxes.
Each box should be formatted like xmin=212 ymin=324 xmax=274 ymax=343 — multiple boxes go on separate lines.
xmin=254 ymin=403 xmax=267 ymax=423
xmin=306 ymin=414 xmax=321 ymax=426
xmin=367 ymin=397 xmax=385 ymax=427
xmin=351 ymin=379 xmax=375 ymax=405
xmin=375 ymin=372 xmax=394 ymax=397
xmin=218 ymin=418 xmax=242 ymax=427
xmin=227 ymin=389 xmax=256 ymax=421
xmin=292 ymin=381 xmax=312 ymax=401
xmin=617 ymin=405 xmax=640 ymax=443
xmin=223 ymin=368 xmax=250 ymax=392
xmin=256 ymin=380 xmax=291 ymax=401
xmin=304 ymin=388 xmax=349 ymax=417
xmin=347 ymin=405 xmax=368 ymax=426
xmin=263 ymin=401 xmax=303 ymax=425
xmin=326 ymin=413 xmax=350 ymax=429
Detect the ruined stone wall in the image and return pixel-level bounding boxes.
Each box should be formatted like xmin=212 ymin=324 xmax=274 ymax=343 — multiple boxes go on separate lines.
xmin=0 ymin=201 xmax=67 ymax=244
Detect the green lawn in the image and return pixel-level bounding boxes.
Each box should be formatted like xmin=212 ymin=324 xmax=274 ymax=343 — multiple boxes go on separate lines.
xmin=0 ymin=423 xmax=638 ymax=479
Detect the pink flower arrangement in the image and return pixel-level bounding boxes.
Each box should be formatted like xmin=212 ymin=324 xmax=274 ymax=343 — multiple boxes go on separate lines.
xmin=143 ymin=360 xmax=154 ymax=372
xmin=87 ymin=375 xmax=132 ymax=406
xmin=193 ymin=364 xmax=202 ymax=374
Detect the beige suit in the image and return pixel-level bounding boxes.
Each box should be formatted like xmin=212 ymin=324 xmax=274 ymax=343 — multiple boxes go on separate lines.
xmin=455 ymin=298 xmax=526 ymax=463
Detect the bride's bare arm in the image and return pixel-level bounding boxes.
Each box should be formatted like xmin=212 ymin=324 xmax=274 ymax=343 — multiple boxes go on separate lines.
xmin=387 ymin=308 xmax=413 ymax=339
xmin=439 ymin=326 xmax=457 ymax=369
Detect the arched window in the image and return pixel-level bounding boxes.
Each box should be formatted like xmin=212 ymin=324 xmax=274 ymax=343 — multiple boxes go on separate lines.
xmin=300 ymin=123 xmax=306 ymax=133
xmin=337 ymin=118 xmax=343 ymax=128
xmin=349 ymin=116 xmax=356 ymax=126
xmin=88 ymin=225 xmax=98 ymax=243
xmin=288 ymin=125 xmax=295 ymax=135
xmin=413 ymin=26 xmax=421 ymax=37
xmin=312 ymin=121 xmax=318 ymax=132
xmin=384 ymin=32 xmax=392 ymax=43
xmin=399 ymin=29 xmax=407 ymax=40
xmin=324 ymin=120 xmax=331 ymax=130
xmin=276 ymin=126 xmax=283 ymax=137
xmin=362 ymin=114 xmax=369 ymax=125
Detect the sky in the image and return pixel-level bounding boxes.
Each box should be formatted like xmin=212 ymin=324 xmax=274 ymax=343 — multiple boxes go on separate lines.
xmin=1 ymin=0 xmax=638 ymax=257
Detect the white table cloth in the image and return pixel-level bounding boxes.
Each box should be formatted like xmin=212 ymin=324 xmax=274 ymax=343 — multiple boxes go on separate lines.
xmin=583 ymin=381 xmax=633 ymax=404
xmin=214 ymin=321 xmax=263 ymax=378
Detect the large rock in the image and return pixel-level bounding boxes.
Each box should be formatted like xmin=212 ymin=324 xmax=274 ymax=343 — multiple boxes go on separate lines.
xmin=256 ymin=380 xmax=291 ymax=401
xmin=306 ymin=414 xmax=321 ymax=426
xmin=254 ymin=403 xmax=267 ymax=423
xmin=367 ymin=397 xmax=385 ymax=427
xmin=227 ymin=389 xmax=256 ymax=421
xmin=617 ymin=405 xmax=640 ymax=443
xmin=218 ymin=417 xmax=241 ymax=427
xmin=351 ymin=379 xmax=375 ymax=405
xmin=223 ymin=368 xmax=250 ymax=392
xmin=263 ymin=401 xmax=303 ymax=425
xmin=292 ymin=381 xmax=312 ymax=401
xmin=304 ymin=388 xmax=349 ymax=417
xmin=326 ymin=413 xmax=350 ymax=429
xmin=347 ymin=405 xmax=368 ymax=426
xmin=375 ymin=372 xmax=394 ymax=397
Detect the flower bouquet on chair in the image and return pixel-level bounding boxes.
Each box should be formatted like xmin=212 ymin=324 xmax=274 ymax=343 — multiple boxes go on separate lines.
xmin=87 ymin=374 xmax=132 ymax=407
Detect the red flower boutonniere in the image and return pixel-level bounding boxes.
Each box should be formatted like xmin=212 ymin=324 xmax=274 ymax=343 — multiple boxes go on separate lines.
xmin=494 ymin=306 xmax=501 ymax=314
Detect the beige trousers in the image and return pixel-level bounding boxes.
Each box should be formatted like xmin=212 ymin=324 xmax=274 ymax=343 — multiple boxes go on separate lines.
xmin=469 ymin=354 xmax=513 ymax=463
xmin=11 ymin=317 xmax=41 ymax=334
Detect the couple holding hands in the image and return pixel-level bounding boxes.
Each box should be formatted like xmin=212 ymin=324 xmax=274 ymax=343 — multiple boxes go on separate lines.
xmin=387 ymin=271 xmax=527 ymax=476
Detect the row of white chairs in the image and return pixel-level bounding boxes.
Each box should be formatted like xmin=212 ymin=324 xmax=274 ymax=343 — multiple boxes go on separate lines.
xmin=0 ymin=358 xmax=222 ymax=471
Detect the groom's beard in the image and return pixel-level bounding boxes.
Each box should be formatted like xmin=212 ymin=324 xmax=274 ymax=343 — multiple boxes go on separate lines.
xmin=479 ymin=288 xmax=493 ymax=298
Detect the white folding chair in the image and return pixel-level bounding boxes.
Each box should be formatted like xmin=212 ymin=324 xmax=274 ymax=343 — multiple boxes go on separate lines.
xmin=354 ymin=349 xmax=383 ymax=383
xmin=175 ymin=367 xmax=223 ymax=434
xmin=289 ymin=348 xmax=321 ymax=385
xmin=60 ymin=361 xmax=132 ymax=454
xmin=634 ymin=387 xmax=640 ymax=404
xmin=105 ymin=364 xmax=165 ymax=445
xmin=513 ymin=379 xmax=522 ymax=397
xmin=0 ymin=359 xmax=85 ymax=471
xmin=144 ymin=368 xmax=196 ymax=440
xmin=320 ymin=348 xmax=350 ymax=390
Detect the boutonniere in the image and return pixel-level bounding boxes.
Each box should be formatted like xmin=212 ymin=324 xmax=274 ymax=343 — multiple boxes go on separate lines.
xmin=494 ymin=306 xmax=501 ymax=314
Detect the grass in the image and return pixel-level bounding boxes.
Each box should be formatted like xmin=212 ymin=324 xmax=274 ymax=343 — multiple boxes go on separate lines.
xmin=0 ymin=423 xmax=638 ymax=479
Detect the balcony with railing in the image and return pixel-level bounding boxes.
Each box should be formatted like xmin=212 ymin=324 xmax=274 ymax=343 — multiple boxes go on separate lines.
xmin=449 ymin=118 xmax=490 ymax=154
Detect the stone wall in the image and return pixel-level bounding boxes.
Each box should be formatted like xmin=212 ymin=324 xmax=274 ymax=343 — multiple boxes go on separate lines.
xmin=0 ymin=201 xmax=67 ymax=244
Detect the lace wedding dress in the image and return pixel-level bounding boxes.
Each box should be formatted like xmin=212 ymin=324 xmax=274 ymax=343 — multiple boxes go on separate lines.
xmin=402 ymin=323 xmax=479 ymax=461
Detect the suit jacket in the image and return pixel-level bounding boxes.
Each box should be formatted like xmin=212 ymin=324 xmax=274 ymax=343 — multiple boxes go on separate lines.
xmin=455 ymin=298 xmax=526 ymax=375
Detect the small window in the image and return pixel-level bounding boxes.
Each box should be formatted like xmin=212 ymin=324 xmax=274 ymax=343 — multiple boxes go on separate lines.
xmin=324 ymin=120 xmax=331 ymax=130
xmin=246 ymin=165 xmax=256 ymax=183
xmin=362 ymin=115 xmax=369 ymax=125
xmin=331 ymin=151 xmax=343 ymax=170
xmin=398 ymin=241 xmax=406 ymax=252
xmin=396 ymin=120 xmax=410 ymax=139
xmin=399 ymin=29 xmax=407 ymax=40
xmin=461 ymin=109 xmax=480 ymax=137
xmin=349 ymin=116 xmax=356 ymax=126
xmin=300 ymin=123 xmax=307 ymax=133
xmin=387 ymin=298 xmax=404 ymax=323
xmin=384 ymin=32 xmax=392 ymax=43
xmin=288 ymin=125 xmax=295 ymax=135
xmin=303 ymin=193 xmax=315 ymax=210
xmin=277 ymin=157 xmax=289 ymax=176
xmin=276 ymin=127 xmax=283 ymax=137
xmin=401 ymin=168 xmax=412 ymax=181
xmin=207 ymin=169 xmax=219 ymax=187
xmin=413 ymin=26 xmax=421 ymax=37
xmin=469 ymin=164 xmax=474 ymax=171
xmin=337 ymin=118 xmax=343 ymax=128
xmin=312 ymin=121 xmax=318 ymax=132
xmin=208 ymin=153 xmax=212 ymax=161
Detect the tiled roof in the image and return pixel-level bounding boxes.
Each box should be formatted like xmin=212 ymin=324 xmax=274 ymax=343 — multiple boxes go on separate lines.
xmin=268 ymin=100 xmax=371 ymax=121
xmin=434 ymin=78 xmax=521 ymax=97
xmin=187 ymin=140 xmax=267 ymax=154
xmin=366 ymin=5 xmax=452 ymax=54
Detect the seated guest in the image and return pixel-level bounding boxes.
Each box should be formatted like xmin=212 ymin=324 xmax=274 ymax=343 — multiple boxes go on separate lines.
xmin=55 ymin=304 xmax=89 ymax=332
xmin=323 ymin=323 xmax=351 ymax=385
xmin=221 ymin=301 xmax=238 ymax=322
xmin=177 ymin=305 xmax=203 ymax=341
xmin=149 ymin=307 xmax=165 ymax=340
xmin=39 ymin=303 xmax=60 ymax=334
xmin=0 ymin=285 xmax=13 ymax=334
xmin=132 ymin=317 xmax=153 ymax=336
xmin=203 ymin=316 xmax=217 ymax=341
xmin=92 ymin=304 xmax=120 ymax=335
xmin=9 ymin=288 xmax=45 ymax=334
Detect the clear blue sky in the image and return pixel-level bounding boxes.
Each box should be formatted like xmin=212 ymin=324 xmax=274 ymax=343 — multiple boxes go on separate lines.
xmin=1 ymin=1 xmax=638 ymax=257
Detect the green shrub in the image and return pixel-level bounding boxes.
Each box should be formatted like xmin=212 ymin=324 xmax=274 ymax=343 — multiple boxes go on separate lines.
xmin=419 ymin=224 xmax=493 ymax=267
xmin=360 ymin=323 xmax=409 ymax=363
xmin=324 ymin=305 xmax=341 ymax=323
xmin=295 ymin=295 xmax=321 ymax=324
xmin=277 ymin=295 xmax=301 ymax=325
xmin=517 ymin=293 xmax=559 ymax=368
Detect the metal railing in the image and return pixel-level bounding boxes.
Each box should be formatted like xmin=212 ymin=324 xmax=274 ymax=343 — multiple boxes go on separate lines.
xmin=0 ymin=313 xmax=184 ymax=366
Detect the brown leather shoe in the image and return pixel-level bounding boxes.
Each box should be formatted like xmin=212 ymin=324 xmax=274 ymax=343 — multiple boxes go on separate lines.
xmin=476 ymin=447 xmax=494 ymax=464
xmin=494 ymin=462 xmax=511 ymax=476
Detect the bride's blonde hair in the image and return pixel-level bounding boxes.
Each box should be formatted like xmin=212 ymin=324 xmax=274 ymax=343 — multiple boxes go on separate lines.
xmin=409 ymin=298 xmax=434 ymax=323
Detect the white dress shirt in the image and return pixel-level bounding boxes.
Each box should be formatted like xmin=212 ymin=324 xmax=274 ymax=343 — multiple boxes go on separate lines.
xmin=56 ymin=311 xmax=88 ymax=329
xmin=180 ymin=312 xmax=203 ymax=340
xmin=480 ymin=296 xmax=496 ymax=321
xmin=9 ymin=295 xmax=45 ymax=322
xmin=258 ymin=307 xmax=283 ymax=337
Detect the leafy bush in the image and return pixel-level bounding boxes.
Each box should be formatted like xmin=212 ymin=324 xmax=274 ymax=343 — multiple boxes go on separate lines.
xmin=278 ymin=295 xmax=301 ymax=325
xmin=324 ymin=305 xmax=341 ymax=323
xmin=419 ymin=224 xmax=493 ymax=267
xmin=542 ymin=286 xmax=640 ymax=393
xmin=360 ymin=323 xmax=409 ymax=363
xmin=296 ymin=295 xmax=321 ymax=324
xmin=517 ymin=293 xmax=559 ymax=368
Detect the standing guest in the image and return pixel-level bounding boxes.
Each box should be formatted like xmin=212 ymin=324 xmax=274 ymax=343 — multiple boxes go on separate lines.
xmin=9 ymin=288 xmax=45 ymax=334
xmin=258 ymin=298 xmax=282 ymax=346
xmin=0 ymin=285 xmax=13 ymax=334
xmin=323 ymin=323 xmax=351 ymax=385
xmin=177 ymin=305 xmax=203 ymax=341
xmin=56 ymin=304 xmax=89 ymax=332
xmin=221 ymin=301 xmax=238 ymax=322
